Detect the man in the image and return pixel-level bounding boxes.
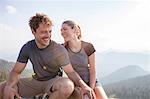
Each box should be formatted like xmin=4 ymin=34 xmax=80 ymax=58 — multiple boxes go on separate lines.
xmin=0 ymin=13 xmax=95 ymax=99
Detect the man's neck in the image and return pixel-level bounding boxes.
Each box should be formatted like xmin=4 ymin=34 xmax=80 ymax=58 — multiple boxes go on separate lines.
xmin=35 ymin=40 xmax=50 ymax=49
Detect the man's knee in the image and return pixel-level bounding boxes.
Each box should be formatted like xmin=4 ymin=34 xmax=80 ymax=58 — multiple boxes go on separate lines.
xmin=59 ymin=78 xmax=74 ymax=95
xmin=74 ymin=87 xmax=82 ymax=95
xmin=54 ymin=78 xmax=74 ymax=96
xmin=69 ymin=87 xmax=83 ymax=99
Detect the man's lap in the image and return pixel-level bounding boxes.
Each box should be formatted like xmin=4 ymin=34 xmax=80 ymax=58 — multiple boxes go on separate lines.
xmin=18 ymin=76 xmax=61 ymax=98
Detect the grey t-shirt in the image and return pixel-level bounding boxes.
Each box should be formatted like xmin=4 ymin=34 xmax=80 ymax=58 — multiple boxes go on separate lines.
xmin=64 ymin=41 xmax=96 ymax=84
xmin=17 ymin=40 xmax=70 ymax=81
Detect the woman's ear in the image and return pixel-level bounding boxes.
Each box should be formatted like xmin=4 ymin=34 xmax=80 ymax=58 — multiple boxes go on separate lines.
xmin=75 ymin=27 xmax=79 ymax=35
xmin=74 ymin=26 xmax=78 ymax=33
xmin=75 ymin=25 xmax=81 ymax=39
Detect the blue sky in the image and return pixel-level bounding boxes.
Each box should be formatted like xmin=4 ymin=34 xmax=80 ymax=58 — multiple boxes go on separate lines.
xmin=0 ymin=0 xmax=150 ymax=62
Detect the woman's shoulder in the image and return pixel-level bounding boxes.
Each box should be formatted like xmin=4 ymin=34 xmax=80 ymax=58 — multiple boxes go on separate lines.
xmin=81 ymin=41 xmax=94 ymax=48
xmin=81 ymin=41 xmax=96 ymax=56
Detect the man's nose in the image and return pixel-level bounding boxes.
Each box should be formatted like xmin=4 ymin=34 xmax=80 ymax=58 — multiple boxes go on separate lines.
xmin=46 ymin=31 xmax=51 ymax=35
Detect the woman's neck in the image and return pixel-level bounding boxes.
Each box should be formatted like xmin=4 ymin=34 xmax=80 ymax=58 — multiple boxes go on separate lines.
xmin=68 ymin=39 xmax=81 ymax=52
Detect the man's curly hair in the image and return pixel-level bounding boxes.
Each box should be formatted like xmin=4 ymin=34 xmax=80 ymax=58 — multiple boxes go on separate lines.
xmin=29 ymin=13 xmax=53 ymax=32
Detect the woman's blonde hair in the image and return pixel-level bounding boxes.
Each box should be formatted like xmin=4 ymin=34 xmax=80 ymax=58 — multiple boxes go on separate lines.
xmin=62 ymin=20 xmax=82 ymax=39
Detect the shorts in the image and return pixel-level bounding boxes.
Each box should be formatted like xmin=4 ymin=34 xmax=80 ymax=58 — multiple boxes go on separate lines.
xmin=17 ymin=76 xmax=61 ymax=98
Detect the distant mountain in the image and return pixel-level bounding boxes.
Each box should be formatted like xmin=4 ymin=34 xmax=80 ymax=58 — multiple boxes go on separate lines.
xmin=101 ymin=65 xmax=149 ymax=85
xmin=95 ymin=51 xmax=150 ymax=78
xmin=0 ymin=59 xmax=33 ymax=79
xmin=0 ymin=59 xmax=14 ymax=73
xmin=104 ymin=74 xmax=150 ymax=99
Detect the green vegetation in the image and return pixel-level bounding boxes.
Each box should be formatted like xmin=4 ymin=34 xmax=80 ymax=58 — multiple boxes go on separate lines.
xmin=104 ymin=74 xmax=150 ymax=99
xmin=0 ymin=71 xmax=7 ymax=82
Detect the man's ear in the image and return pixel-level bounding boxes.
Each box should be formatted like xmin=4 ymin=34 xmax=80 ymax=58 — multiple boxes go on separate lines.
xmin=31 ymin=28 xmax=35 ymax=34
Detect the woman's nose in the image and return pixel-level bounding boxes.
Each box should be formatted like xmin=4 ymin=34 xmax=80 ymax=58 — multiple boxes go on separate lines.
xmin=61 ymin=31 xmax=65 ymax=35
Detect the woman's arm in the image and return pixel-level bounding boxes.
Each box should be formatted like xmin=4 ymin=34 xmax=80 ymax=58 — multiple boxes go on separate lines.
xmin=88 ymin=53 xmax=96 ymax=89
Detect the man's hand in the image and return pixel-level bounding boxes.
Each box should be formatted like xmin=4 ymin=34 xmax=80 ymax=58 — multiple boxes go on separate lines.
xmin=63 ymin=65 xmax=96 ymax=99
xmin=82 ymin=85 xmax=96 ymax=99
xmin=4 ymin=85 xmax=22 ymax=99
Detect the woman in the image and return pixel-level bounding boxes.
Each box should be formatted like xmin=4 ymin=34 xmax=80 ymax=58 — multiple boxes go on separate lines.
xmin=61 ymin=20 xmax=108 ymax=99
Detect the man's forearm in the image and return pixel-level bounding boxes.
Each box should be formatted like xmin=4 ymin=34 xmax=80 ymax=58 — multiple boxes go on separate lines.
xmin=6 ymin=70 xmax=20 ymax=87
xmin=6 ymin=62 xmax=26 ymax=87
xmin=67 ymin=71 xmax=88 ymax=88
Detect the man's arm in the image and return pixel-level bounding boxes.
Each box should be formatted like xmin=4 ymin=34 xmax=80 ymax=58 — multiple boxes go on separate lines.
xmin=62 ymin=63 xmax=96 ymax=99
xmin=4 ymin=62 xmax=26 ymax=99
xmin=62 ymin=64 xmax=87 ymax=88
xmin=6 ymin=62 xmax=26 ymax=87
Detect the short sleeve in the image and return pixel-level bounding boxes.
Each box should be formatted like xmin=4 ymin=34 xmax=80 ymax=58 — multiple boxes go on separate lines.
xmin=83 ymin=42 xmax=96 ymax=56
xmin=17 ymin=43 xmax=29 ymax=63
xmin=56 ymin=45 xmax=70 ymax=67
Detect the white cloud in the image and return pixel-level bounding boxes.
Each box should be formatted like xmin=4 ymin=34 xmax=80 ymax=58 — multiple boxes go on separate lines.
xmin=5 ymin=5 xmax=17 ymax=14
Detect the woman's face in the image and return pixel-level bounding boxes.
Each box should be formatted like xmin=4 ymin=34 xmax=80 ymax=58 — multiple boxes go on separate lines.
xmin=61 ymin=23 xmax=75 ymax=42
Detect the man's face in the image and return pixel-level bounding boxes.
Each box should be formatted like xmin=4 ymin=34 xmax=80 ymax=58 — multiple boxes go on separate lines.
xmin=32 ymin=23 xmax=52 ymax=48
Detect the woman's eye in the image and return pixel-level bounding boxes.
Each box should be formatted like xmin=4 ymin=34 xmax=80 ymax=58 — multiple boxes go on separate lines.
xmin=49 ymin=30 xmax=52 ymax=33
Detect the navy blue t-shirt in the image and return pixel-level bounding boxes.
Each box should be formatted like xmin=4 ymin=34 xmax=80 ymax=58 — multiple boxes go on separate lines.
xmin=17 ymin=40 xmax=70 ymax=81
